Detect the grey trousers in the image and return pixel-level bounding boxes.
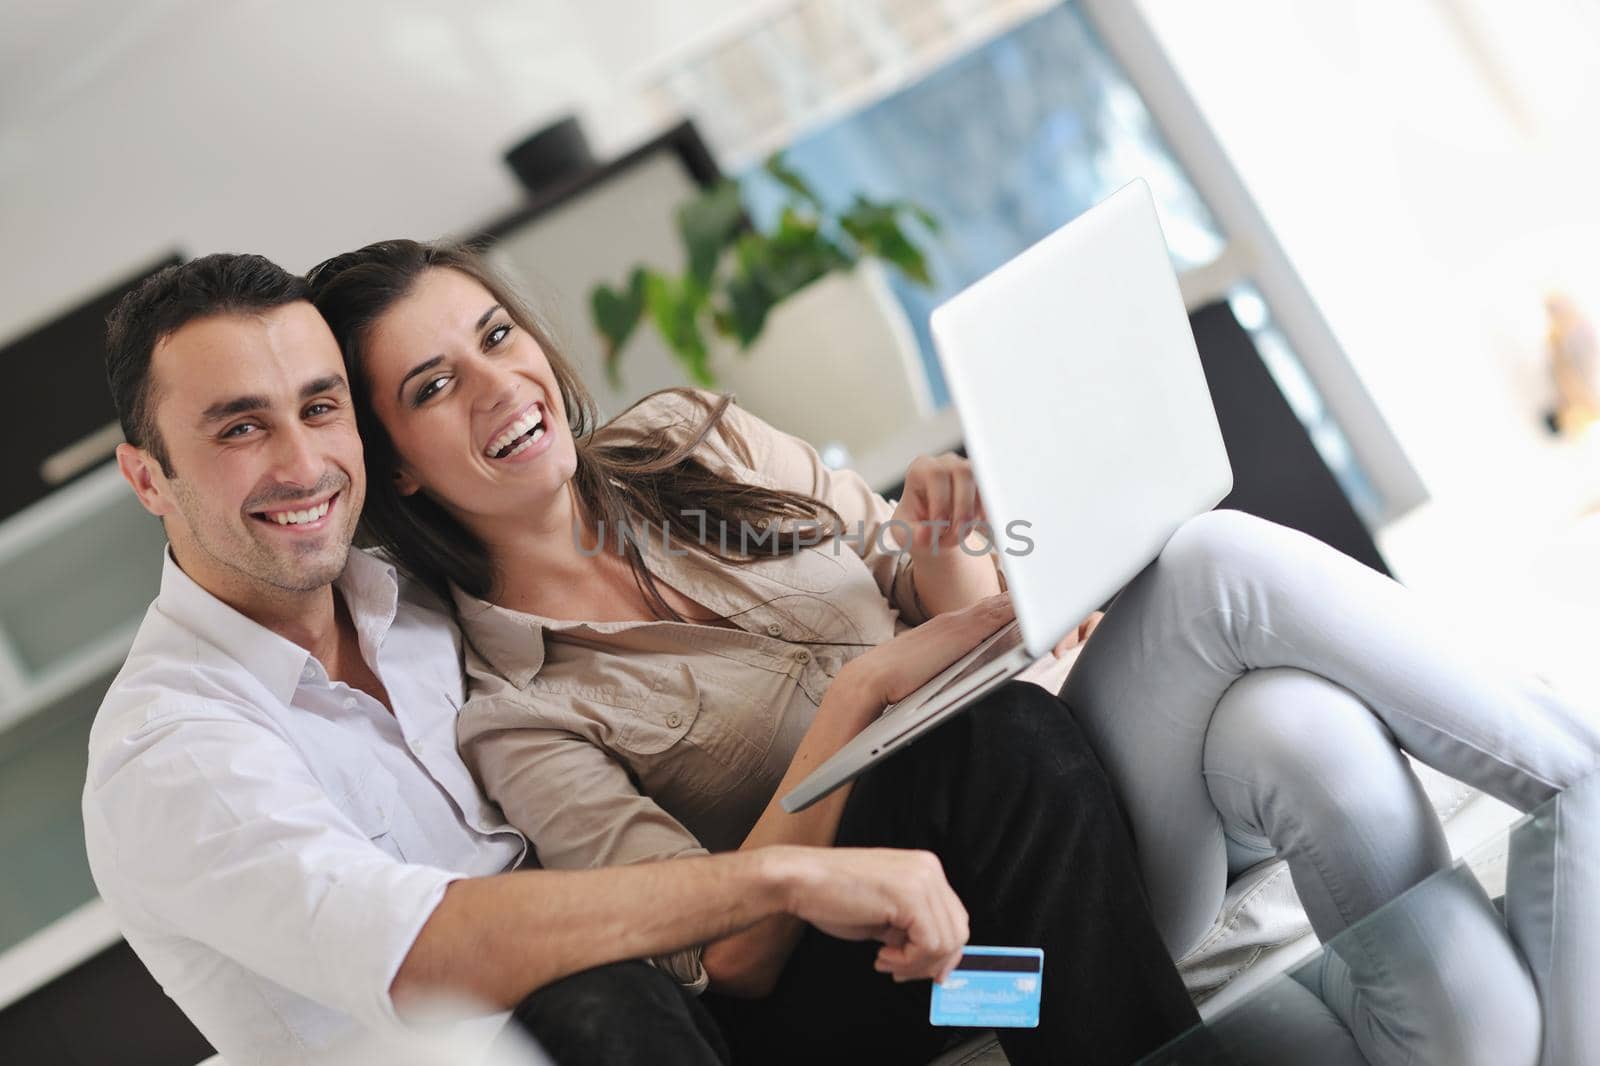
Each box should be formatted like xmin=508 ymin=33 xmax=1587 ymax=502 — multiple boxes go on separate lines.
xmin=1060 ymin=510 xmax=1600 ymax=1066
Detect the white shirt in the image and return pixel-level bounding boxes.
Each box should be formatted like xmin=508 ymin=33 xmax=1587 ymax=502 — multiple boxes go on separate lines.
xmin=82 ymin=548 xmax=528 ymax=1065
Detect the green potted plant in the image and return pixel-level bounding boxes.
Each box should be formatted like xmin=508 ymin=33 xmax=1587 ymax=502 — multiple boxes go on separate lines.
xmin=590 ymin=154 xmax=940 ymax=389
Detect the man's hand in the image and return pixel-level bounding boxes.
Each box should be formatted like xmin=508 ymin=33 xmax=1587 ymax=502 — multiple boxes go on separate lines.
xmin=772 ymin=846 xmax=969 ymax=983
xmin=839 ymin=594 xmax=1015 ymax=708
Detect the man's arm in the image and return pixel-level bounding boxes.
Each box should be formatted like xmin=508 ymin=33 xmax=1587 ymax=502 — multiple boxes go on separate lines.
xmin=87 ymin=705 xmax=965 ymax=1029
xmin=394 ymin=844 xmax=968 ymax=1013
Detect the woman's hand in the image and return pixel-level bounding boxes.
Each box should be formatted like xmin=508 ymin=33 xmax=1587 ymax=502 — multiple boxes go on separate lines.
xmin=1013 ymin=611 xmax=1104 ymax=691
xmin=839 ymin=593 xmax=1016 ymax=710
xmin=888 ymin=452 xmax=985 ymax=554
xmin=887 ymin=453 xmax=1004 ymax=617
xmin=1052 ymin=611 xmax=1104 ymax=659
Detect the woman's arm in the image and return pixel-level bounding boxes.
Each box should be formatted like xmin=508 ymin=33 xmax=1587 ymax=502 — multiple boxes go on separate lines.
xmin=703 ymin=595 xmax=1017 ymax=996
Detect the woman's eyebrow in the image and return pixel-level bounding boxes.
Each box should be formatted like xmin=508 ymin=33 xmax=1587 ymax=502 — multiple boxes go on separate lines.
xmin=476 ymin=304 xmax=502 ymax=330
xmin=397 ymin=355 xmax=445 ymax=403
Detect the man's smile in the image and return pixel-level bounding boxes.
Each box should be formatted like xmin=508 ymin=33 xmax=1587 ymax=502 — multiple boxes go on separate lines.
xmin=249 ymin=489 xmax=341 ymax=531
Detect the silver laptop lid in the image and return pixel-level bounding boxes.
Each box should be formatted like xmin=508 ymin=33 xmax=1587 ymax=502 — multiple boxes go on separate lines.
xmin=929 ymin=178 xmax=1233 ymax=658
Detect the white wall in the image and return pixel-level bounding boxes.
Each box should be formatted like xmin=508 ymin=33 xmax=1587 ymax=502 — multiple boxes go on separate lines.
xmin=1129 ymin=0 xmax=1600 ymax=689
xmin=10 ymin=0 xmax=1598 ymax=514
xmin=0 ymin=0 xmax=751 ymax=343
xmin=1134 ymin=0 xmax=1600 ymax=510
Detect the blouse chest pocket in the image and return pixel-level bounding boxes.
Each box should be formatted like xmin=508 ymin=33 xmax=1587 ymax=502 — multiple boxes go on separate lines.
xmin=604 ymin=665 xmax=780 ymax=803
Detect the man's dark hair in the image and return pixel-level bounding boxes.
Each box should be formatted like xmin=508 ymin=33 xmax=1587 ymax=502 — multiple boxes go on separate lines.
xmin=105 ymin=253 xmax=309 ymax=475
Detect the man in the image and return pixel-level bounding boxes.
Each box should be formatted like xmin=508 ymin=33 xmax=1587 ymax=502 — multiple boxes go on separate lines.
xmin=82 ymin=254 xmax=976 ymax=1064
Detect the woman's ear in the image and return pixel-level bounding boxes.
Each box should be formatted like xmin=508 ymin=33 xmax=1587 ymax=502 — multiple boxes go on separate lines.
xmin=393 ymin=465 xmax=422 ymax=496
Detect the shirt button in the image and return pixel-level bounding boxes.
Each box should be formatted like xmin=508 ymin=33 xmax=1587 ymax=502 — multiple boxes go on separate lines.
xmin=766 ymin=623 xmax=782 ymax=636
xmin=666 ymin=712 xmax=683 ymax=728
xmin=301 ymin=663 xmax=316 ymax=681
xmin=795 ymin=650 xmax=810 ymax=663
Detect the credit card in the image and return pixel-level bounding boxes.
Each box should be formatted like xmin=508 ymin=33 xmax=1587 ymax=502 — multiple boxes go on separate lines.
xmin=929 ymin=946 xmax=1043 ymax=1029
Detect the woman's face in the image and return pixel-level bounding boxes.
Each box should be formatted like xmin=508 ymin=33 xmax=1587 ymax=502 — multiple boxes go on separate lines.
xmin=362 ymin=267 xmax=579 ymax=530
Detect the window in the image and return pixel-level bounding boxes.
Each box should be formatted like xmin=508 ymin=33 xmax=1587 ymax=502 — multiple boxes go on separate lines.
xmin=641 ymin=0 xmax=1425 ymax=523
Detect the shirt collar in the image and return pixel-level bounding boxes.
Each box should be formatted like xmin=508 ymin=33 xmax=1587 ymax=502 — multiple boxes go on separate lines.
xmin=451 ymin=543 xmax=678 ymax=689
xmin=156 ymin=546 xmax=401 ymax=707
xmin=451 ymin=586 xmax=550 ymax=690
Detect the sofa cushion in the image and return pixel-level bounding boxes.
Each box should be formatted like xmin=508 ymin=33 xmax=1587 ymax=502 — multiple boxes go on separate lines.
xmin=926 ymin=760 xmax=1490 ymax=1065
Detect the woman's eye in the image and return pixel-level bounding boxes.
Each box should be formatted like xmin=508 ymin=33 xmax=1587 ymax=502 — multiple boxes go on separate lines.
xmin=485 ymin=323 xmax=513 ymax=349
xmin=414 ymin=375 xmax=450 ymax=406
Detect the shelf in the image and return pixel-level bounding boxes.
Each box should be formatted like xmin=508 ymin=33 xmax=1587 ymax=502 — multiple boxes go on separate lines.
xmin=0 ymin=460 xmax=162 ymax=716
xmin=0 ymin=620 xmax=140 ymax=736
xmin=0 ymin=899 xmax=121 ymax=1013
xmin=0 ymin=461 xmax=130 ymax=562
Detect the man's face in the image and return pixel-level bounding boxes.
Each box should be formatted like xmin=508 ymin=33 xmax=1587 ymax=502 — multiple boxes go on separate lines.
xmin=120 ymin=302 xmax=365 ymax=601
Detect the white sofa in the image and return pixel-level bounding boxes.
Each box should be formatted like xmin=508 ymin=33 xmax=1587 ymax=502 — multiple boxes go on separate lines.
xmin=927 ymin=761 xmax=1518 ymax=1066
xmin=188 ymin=766 xmax=1512 ymax=1066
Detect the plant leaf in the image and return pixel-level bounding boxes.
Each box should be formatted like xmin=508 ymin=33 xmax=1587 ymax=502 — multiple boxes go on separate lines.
xmin=590 ymin=267 xmax=649 ymax=387
xmin=897 ymin=199 xmax=942 ymax=234
xmin=678 ymin=180 xmax=745 ymax=285
xmin=722 ymin=271 xmax=773 ymax=347
xmin=644 ymin=272 xmax=716 ymax=386
xmin=840 ymin=198 xmax=933 ymax=287
xmin=763 ymin=152 xmax=824 ymax=211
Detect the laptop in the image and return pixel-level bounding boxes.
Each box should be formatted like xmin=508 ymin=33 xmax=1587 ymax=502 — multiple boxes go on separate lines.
xmin=781 ymin=178 xmax=1233 ymax=813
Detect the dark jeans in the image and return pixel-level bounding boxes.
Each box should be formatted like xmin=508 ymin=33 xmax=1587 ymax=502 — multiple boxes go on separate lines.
xmin=509 ymin=681 xmax=1200 ymax=1066
xmin=505 ymin=959 xmax=731 ymax=1066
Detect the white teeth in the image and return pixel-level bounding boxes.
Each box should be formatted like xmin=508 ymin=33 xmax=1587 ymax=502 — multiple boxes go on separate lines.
xmin=486 ymin=405 xmax=545 ymax=458
xmin=501 ymin=424 xmax=546 ymax=459
xmin=267 ymin=498 xmax=331 ymax=526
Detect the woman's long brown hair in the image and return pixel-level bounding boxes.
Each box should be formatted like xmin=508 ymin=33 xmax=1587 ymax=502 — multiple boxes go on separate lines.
xmin=307 ymin=239 xmax=842 ymax=615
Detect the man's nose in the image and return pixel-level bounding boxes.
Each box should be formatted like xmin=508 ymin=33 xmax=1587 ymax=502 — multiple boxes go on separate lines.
xmin=271 ymin=423 xmax=324 ymax=489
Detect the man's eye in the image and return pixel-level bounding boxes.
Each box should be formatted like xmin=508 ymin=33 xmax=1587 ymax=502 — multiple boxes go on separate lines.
xmin=222 ymin=423 xmax=258 ymax=439
xmin=305 ymin=402 xmax=335 ymax=418
xmin=414 ymin=375 xmax=450 ymax=406
xmin=485 ymin=323 xmax=513 ymax=349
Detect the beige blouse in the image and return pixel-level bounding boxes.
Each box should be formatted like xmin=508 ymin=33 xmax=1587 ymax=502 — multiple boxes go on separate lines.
xmin=453 ymin=389 xmax=1000 ymax=988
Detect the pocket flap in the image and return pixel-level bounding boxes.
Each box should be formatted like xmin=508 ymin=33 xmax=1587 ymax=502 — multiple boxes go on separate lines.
xmin=613 ymin=689 xmax=700 ymax=755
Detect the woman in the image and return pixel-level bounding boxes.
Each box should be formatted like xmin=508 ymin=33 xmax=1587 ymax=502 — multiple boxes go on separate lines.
xmin=309 ymin=240 xmax=1598 ymax=1066
xmin=306 ymin=241 xmax=1201 ymax=1066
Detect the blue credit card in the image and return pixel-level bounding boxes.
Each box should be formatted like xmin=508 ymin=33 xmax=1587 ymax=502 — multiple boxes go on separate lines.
xmin=929 ymin=946 xmax=1043 ymax=1029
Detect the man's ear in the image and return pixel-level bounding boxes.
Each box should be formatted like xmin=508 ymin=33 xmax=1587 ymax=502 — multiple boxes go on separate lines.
xmin=116 ymin=441 xmax=174 ymax=518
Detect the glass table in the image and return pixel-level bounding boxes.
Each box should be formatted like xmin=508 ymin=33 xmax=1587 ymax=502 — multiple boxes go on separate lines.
xmin=1140 ymin=772 xmax=1599 ymax=1066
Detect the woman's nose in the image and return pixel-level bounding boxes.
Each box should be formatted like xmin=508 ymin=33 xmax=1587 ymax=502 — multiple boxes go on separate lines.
xmin=474 ymin=362 xmax=523 ymax=415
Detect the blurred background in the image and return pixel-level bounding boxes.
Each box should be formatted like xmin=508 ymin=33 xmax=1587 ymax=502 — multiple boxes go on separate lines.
xmin=2 ymin=1 xmax=1599 ymax=1059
